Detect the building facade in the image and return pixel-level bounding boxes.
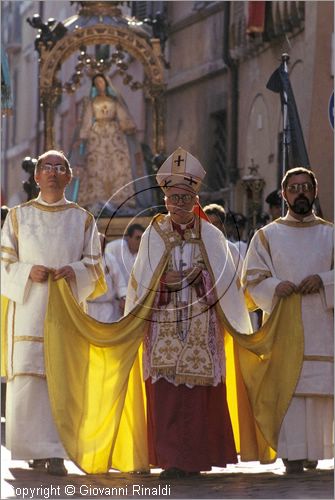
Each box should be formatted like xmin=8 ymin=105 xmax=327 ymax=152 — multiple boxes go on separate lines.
xmin=2 ymin=1 xmax=333 ymax=224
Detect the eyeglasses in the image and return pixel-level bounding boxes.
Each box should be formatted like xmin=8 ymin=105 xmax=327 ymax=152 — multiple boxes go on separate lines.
xmin=167 ymin=194 xmax=194 ymax=203
xmin=286 ymin=182 xmax=314 ymax=194
xmin=40 ymin=164 xmax=67 ymax=175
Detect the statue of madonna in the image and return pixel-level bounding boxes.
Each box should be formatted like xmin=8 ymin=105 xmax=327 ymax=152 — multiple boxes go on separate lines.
xmin=75 ymin=73 xmax=137 ymax=213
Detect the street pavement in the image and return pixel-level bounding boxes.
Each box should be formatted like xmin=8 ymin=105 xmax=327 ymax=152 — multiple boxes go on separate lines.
xmin=1 ymin=442 xmax=333 ymax=500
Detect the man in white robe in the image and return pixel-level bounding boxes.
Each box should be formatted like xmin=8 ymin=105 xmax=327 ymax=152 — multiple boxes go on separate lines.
xmin=243 ymin=167 xmax=334 ymax=474
xmin=1 ymin=150 xmax=105 ymax=476
xmin=87 ymin=245 xmax=127 ymax=322
xmin=105 ymin=223 xmax=144 ymax=318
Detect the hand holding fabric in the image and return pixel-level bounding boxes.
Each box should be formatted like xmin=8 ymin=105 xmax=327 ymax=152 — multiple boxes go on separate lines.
xmin=52 ymin=266 xmax=76 ymax=283
xmin=29 ymin=265 xmax=51 ymax=283
xmin=275 ymin=281 xmax=298 ymax=298
xmin=298 ymin=274 xmax=323 ymax=295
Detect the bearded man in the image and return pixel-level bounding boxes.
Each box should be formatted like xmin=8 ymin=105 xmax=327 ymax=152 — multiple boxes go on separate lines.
xmin=243 ymin=167 xmax=334 ymax=473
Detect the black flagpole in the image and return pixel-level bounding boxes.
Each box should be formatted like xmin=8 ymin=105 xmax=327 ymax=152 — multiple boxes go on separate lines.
xmin=281 ymin=53 xmax=290 ymax=216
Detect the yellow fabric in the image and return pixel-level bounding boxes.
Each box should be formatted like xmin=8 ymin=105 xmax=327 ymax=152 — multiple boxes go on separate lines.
xmin=87 ymin=270 xmax=108 ymax=300
xmin=244 ymin=288 xmax=259 ymax=312
xmin=44 ymin=276 xmax=158 ymax=473
xmin=1 ymin=295 xmax=9 ymax=378
xmin=44 ymin=269 xmax=303 ymax=474
xmin=220 ymin=293 xmax=304 ymax=463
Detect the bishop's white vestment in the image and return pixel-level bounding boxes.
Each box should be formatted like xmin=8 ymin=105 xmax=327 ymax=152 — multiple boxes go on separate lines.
xmin=1 ymin=194 xmax=104 ymax=460
xmin=243 ymin=213 xmax=334 ymax=461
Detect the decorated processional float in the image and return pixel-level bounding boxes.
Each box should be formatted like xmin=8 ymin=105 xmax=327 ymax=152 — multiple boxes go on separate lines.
xmin=28 ymin=0 xmax=167 ymax=237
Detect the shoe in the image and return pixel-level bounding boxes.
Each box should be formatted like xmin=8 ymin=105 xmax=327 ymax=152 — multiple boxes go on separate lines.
xmin=28 ymin=459 xmax=47 ymax=470
xmin=283 ymin=459 xmax=304 ymax=474
xmin=46 ymin=458 xmax=68 ymax=476
xmin=159 ymin=467 xmax=200 ymax=479
xmin=159 ymin=467 xmax=187 ymax=479
xmin=303 ymin=460 xmax=318 ymax=470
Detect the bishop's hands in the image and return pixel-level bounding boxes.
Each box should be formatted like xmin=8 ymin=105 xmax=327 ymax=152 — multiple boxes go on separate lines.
xmin=164 ymin=267 xmax=203 ymax=291
xmin=29 ymin=265 xmax=75 ymax=283
xmin=275 ymin=274 xmax=323 ymax=298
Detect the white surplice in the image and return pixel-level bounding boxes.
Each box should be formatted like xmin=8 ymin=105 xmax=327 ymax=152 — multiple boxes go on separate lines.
xmin=243 ymin=213 xmax=334 ymax=460
xmin=1 ymin=194 xmax=103 ymax=459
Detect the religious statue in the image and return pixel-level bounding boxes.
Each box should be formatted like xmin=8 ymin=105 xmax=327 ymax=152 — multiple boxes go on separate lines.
xmin=72 ymin=74 xmax=140 ymax=215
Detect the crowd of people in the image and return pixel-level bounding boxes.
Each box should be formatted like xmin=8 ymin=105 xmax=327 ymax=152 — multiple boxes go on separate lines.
xmin=1 ymin=147 xmax=333 ymax=478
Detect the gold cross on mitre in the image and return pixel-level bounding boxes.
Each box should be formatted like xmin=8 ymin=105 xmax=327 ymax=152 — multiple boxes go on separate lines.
xmin=156 ymin=146 xmax=206 ymax=193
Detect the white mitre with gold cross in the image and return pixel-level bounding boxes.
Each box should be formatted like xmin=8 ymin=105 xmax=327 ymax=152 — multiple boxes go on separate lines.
xmin=156 ymin=147 xmax=206 ymax=193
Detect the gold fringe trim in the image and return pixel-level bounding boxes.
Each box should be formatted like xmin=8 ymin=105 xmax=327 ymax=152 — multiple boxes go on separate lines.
xmin=1 ymin=245 xmax=17 ymax=257
xmin=175 ymin=374 xmax=215 ymax=386
xmin=130 ymin=271 xmax=138 ymax=292
xmin=150 ymin=367 xmax=215 ymax=387
xmin=236 ymin=276 xmax=241 ymax=290
xmin=258 ymin=229 xmax=270 ymax=255
xmin=245 ymin=268 xmax=272 ymax=277
xmin=8 ymin=372 xmax=46 ymax=381
xmin=11 ymin=302 xmax=16 ymax=374
xmin=294 ymin=393 xmax=334 ymax=398
xmin=85 ymin=212 xmax=94 ymax=231
xmin=14 ymin=336 xmax=44 ymax=343
xmin=30 ymin=201 xmax=78 ymax=212
xmin=303 ymin=355 xmax=334 ymax=362
xmin=276 ymin=218 xmax=333 ymax=228
xmin=10 ymin=208 xmax=18 ymax=240
xmin=1 ymin=257 xmax=17 ymax=264
xmin=151 ymin=367 xmax=176 ymax=378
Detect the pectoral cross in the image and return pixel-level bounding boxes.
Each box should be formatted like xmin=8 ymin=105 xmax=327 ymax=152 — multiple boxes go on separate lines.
xmin=178 ymin=256 xmax=187 ymax=282
xmin=177 ymin=257 xmax=187 ymax=340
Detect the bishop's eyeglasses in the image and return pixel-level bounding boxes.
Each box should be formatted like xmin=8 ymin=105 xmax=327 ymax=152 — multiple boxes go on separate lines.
xmin=286 ymin=182 xmax=314 ymax=194
xmin=40 ymin=164 xmax=67 ymax=175
xmin=166 ymin=193 xmax=195 ymax=203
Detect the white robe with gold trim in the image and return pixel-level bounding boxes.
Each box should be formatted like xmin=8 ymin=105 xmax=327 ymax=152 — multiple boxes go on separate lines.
xmin=243 ymin=213 xmax=334 ymax=460
xmin=1 ymin=194 xmax=104 ymax=459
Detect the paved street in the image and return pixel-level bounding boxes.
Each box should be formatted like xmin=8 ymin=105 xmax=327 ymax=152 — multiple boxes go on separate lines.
xmin=1 ymin=437 xmax=333 ymax=500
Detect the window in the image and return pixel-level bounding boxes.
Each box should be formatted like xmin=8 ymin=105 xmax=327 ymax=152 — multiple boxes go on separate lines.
xmin=210 ymin=110 xmax=228 ymax=189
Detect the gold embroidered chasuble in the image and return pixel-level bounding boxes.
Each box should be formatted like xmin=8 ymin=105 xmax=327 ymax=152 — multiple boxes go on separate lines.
xmin=38 ymin=214 xmax=305 ymax=474
xmin=146 ymin=216 xmax=222 ymax=386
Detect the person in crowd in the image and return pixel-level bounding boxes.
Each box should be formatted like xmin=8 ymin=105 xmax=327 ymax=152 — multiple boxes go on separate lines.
xmin=203 ymin=203 xmax=243 ymax=278
xmin=105 ymin=223 xmax=145 ymax=318
xmin=1 ymin=150 xmax=105 ymax=476
xmin=87 ymin=233 xmax=127 ymax=322
xmin=243 ymin=167 xmax=334 ymax=474
xmin=225 ymin=211 xmax=248 ymax=259
xmin=265 ymin=189 xmax=282 ymax=221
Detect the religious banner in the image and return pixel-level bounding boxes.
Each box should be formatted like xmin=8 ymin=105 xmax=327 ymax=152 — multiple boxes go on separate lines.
xmin=246 ymin=1 xmax=265 ymax=34
xmin=266 ymin=59 xmax=310 ymax=168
